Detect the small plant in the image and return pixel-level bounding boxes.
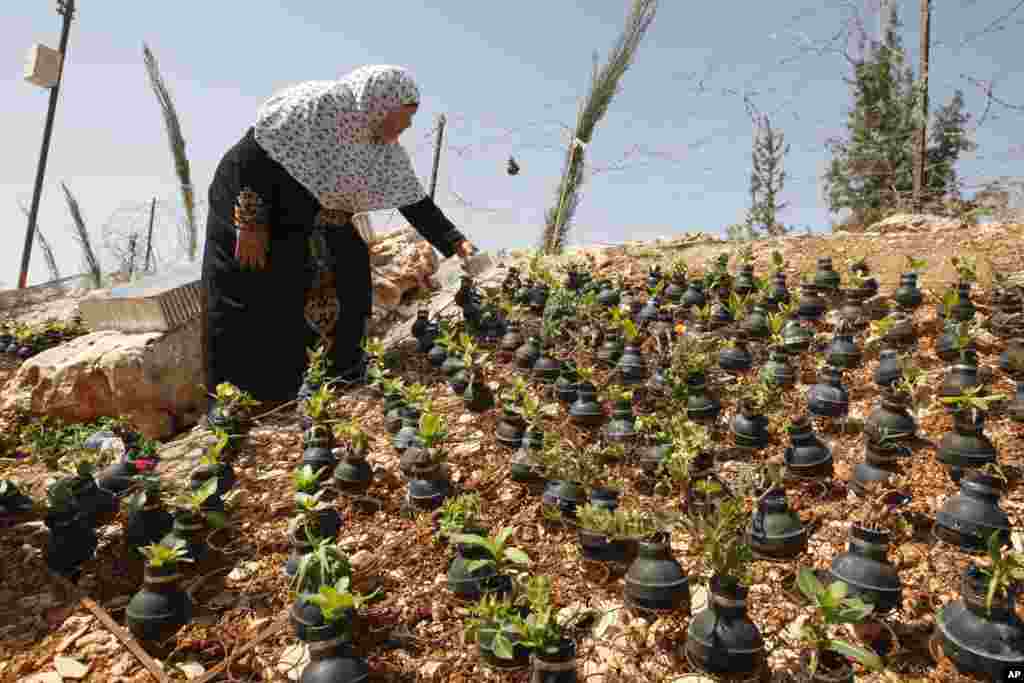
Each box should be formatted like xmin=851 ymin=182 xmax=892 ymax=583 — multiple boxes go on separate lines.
xmin=450 ymin=527 xmax=531 ymax=575
xmin=438 ymin=492 xmax=483 ymax=538
xmin=401 ymin=382 xmax=430 ymax=412
xmin=499 ymin=376 xmax=531 ymax=412
xmin=725 ymin=292 xmax=751 ymax=322
xmin=506 ymin=575 xmax=567 ymax=657
xmin=602 ymin=383 xmax=634 ymax=404
xmin=770 ymin=250 xmax=786 ymax=275
xmin=416 ymin=412 xmax=449 ymax=451
xmin=940 ymin=385 xmax=1007 ymax=414
xmin=852 ymin=486 xmax=911 ymax=535
xmin=905 ymin=255 xmax=928 ymax=275
xmin=46 ymin=478 xmax=78 ymax=516
xmin=333 ymin=420 xmax=370 ymax=454
xmin=937 ymin=288 xmax=962 ymax=321
xmin=305 ymin=576 xmax=379 ymax=623
xmin=294 ymin=465 xmax=325 ymax=494
xmin=766 ymin=311 xmax=788 ymax=347
xmin=894 ymin=357 xmax=930 ymax=419
xmin=139 ymin=538 xmax=193 ymax=568
xmin=463 ymin=592 xmax=520 ymax=649
xmin=577 ymin=504 xmax=662 ymax=540
xmin=685 ymin=498 xmax=753 ymax=589
xmin=303 ymin=382 xmax=337 ymax=425
xmin=520 ymin=392 xmax=558 ymax=431
xmin=291 ymin=537 xmax=352 ymax=596
xmin=304 ymin=344 xmax=330 ymax=388
xmin=575 ymin=365 xmax=596 ymax=387
xmin=535 ymin=438 xmax=604 ymax=488
xmin=209 ymin=382 xmax=260 ymax=416
xmin=169 ymin=478 xmax=227 ymax=528
xmin=294 ymin=490 xmax=331 ymax=537
xmin=199 ymin=429 xmax=231 ymax=468
xmin=977 ymin=531 xmax=1024 ymax=615
xmin=124 ymin=475 xmax=163 ymax=514
xmin=795 ymin=568 xmax=883 ymax=676
xmin=669 ymin=256 xmax=688 ymax=281
xmin=952 ymin=255 xmax=978 ymax=283
xmin=866 ymin=315 xmax=899 ymax=348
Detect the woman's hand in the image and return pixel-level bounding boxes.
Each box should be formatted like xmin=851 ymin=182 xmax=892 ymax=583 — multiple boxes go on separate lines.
xmin=454 ymin=240 xmax=478 ymax=261
xmin=235 ymin=229 xmax=269 ymax=270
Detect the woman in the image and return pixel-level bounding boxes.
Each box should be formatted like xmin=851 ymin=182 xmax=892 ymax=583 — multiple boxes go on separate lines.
xmin=202 ymin=65 xmax=476 ymax=405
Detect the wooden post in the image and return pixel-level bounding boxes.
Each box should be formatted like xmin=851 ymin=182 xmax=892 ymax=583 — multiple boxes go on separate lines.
xmin=143 ymin=197 xmax=157 ymax=272
xmin=912 ymin=0 xmax=931 ymax=213
xmin=17 ymin=0 xmax=76 ymax=289
xmin=428 ymin=114 xmax=446 ymax=201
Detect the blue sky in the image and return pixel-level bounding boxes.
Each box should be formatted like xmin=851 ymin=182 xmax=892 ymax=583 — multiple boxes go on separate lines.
xmin=2 ymin=1 xmax=1021 ymax=286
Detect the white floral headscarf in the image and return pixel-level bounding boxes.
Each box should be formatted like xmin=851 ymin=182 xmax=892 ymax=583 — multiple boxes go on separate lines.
xmin=254 ymin=65 xmax=426 ymax=213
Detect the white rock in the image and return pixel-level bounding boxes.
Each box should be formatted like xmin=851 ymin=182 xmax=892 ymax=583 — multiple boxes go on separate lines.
xmin=176 ymin=661 xmax=206 ymax=680
xmin=0 ymin=324 xmax=204 ymax=439
xmin=277 ymin=643 xmax=309 ymax=680
xmin=227 ymin=560 xmax=262 ymax=582
xmin=53 ymin=656 xmax=90 ymax=679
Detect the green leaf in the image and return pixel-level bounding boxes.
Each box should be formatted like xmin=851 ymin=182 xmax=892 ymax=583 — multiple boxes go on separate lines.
xmin=466 ymin=558 xmax=495 ymax=574
xmin=835 ymin=599 xmax=874 ymax=623
xmin=205 ymin=510 xmax=228 ymax=529
xmin=827 ymin=639 xmax=883 ymax=671
xmin=797 ymin=567 xmax=825 ymax=602
xmin=492 ymin=632 xmax=516 ymax=660
xmin=450 ymin=533 xmax=491 ymax=551
xmin=495 ymin=526 xmax=516 ymax=548
xmin=503 ymin=547 xmax=531 ymax=566
xmin=825 ymin=580 xmax=849 ymax=605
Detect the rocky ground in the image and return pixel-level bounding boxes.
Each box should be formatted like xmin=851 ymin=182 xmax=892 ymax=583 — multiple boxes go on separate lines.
xmin=1 ymin=216 xmax=1024 ymax=683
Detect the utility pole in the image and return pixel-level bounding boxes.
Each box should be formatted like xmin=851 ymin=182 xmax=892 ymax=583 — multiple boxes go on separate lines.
xmin=143 ymin=197 xmax=157 ymax=272
xmin=428 ymin=114 xmax=446 ymax=201
xmin=18 ymin=0 xmax=77 ymax=289
xmin=912 ymin=0 xmax=931 ymax=213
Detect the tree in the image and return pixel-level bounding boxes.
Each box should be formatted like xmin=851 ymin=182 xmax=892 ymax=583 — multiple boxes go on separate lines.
xmin=926 ymin=90 xmax=975 ymax=203
xmin=143 ymin=44 xmax=197 ymax=262
xmin=538 ymin=0 xmax=659 ymax=255
xmin=823 ymin=34 xmax=919 ymax=226
xmin=746 ymin=113 xmax=790 ymax=237
xmin=61 ymin=182 xmax=102 ymax=289
xmin=822 ymin=4 xmax=973 ymax=227
xmin=17 ymin=201 xmax=61 ymax=281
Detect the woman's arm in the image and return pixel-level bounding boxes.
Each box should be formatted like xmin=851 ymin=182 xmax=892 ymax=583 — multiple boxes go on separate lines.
xmin=398 ymin=196 xmax=466 ymax=258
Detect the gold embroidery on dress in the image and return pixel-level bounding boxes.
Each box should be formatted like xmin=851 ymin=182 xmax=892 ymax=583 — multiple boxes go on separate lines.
xmin=233 ymin=187 xmax=270 ymax=231
xmin=315 ymin=209 xmax=353 ymax=227
xmin=305 ymin=271 xmax=339 ymax=353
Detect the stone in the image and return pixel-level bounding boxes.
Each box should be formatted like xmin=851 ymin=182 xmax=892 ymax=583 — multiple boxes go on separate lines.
xmin=176 ymin=661 xmax=206 ymax=680
xmin=76 ymin=262 xmax=202 ymax=333
xmin=277 ymin=643 xmax=308 ymax=681
xmin=53 ymin=656 xmax=90 ymax=679
xmin=1 ymin=321 xmax=204 ymax=440
xmin=862 ymin=213 xmax=963 ymax=235
xmin=369 ymin=227 xmax=441 ymax=311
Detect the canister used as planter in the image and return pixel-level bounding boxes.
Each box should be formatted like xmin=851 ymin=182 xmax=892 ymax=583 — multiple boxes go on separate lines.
xmin=126 ymin=563 xmax=192 ymax=642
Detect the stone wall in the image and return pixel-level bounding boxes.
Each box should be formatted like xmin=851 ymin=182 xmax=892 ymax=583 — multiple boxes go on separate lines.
xmin=0 ymin=274 xmax=90 ymax=314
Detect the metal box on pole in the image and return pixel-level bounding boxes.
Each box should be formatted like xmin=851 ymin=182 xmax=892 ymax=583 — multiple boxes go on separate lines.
xmin=23 ymin=43 xmax=63 ymax=89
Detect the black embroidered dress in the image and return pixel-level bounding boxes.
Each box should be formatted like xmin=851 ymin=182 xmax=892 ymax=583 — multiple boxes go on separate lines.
xmin=202 ymin=128 xmax=464 ymax=402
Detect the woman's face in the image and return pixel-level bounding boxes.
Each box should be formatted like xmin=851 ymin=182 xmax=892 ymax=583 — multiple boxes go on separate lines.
xmin=378 ymin=103 xmax=418 ymax=143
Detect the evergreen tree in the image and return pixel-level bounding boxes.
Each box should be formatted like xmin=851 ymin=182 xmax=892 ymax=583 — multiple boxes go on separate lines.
xmin=823 ymin=5 xmax=972 ymax=226
xmin=746 ymin=113 xmax=790 ymax=237
xmin=926 ymin=90 xmax=975 ymax=203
